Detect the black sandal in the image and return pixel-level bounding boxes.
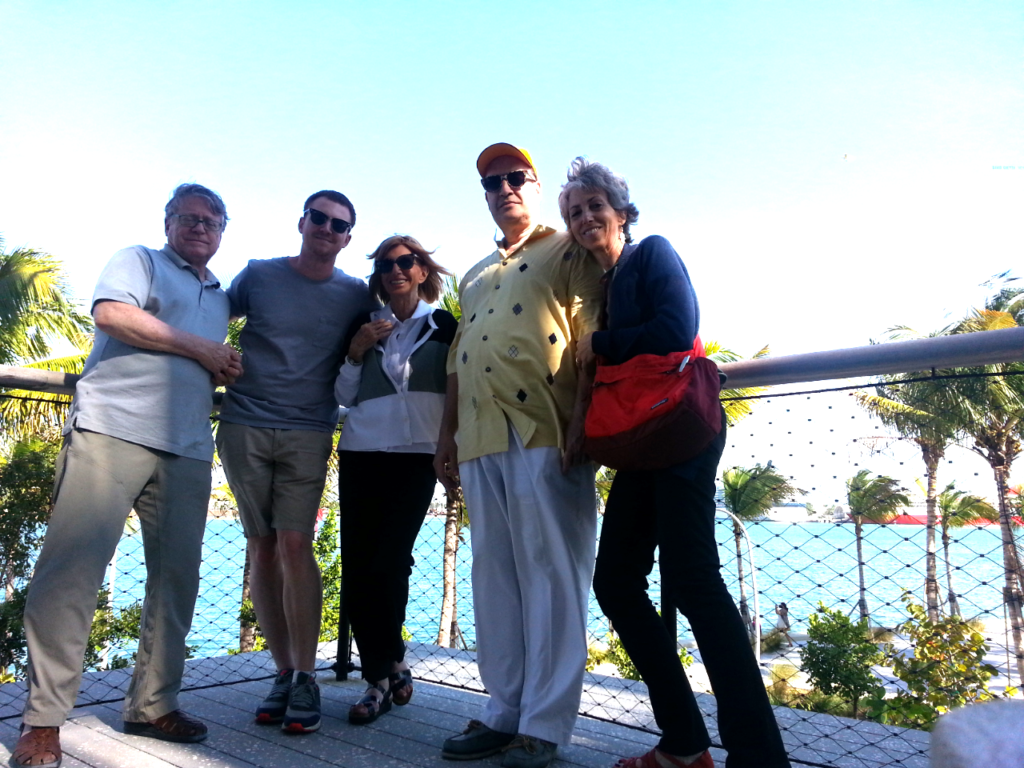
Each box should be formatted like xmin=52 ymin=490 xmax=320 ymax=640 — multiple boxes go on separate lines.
xmin=389 ymin=669 xmax=413 ymax=706
xmin=348 ymin=683 xmax=392 ymax=725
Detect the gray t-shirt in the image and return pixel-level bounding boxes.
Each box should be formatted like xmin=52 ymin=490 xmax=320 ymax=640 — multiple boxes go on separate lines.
xmin=66 ymin=245 xmax=231 ymax=462
xmin=219 ymin=257 xmax=377 ymax=432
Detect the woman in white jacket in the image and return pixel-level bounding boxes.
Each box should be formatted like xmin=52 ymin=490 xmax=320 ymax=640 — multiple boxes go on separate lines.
xmin=334 ymin=235 xmax=456 ymax=725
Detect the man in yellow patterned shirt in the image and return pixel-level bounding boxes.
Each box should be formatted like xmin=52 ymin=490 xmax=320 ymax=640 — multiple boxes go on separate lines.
xmin=435 ymin=144 xmax=604 ymax=768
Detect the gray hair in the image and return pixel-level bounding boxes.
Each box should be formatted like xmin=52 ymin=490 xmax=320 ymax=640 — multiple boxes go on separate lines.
xmin=165 ymin=183 xmax=229 ymax=227
xmin=558 ymin=157 xmax=639 ymax=243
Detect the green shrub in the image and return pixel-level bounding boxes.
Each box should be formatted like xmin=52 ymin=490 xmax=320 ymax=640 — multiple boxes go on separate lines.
xmin=585 ymin=642 xmax=607 ymax=671
xmin=965 ymin=617 xmax=987 ymax=633
xmin=760 ymin=628 xmax=786 ymax=654
xmin=590 ymin=631 xmax=693 ymax=681
xmin=0 ymin=586 xmax=28 ymax=677
xmin=866 ymin=593 xmax=1017 ymax=731
xmin=800 ymin=602 xmax=884 ymax=718
xmin=314 ymin=505 xmax=341 ymax=643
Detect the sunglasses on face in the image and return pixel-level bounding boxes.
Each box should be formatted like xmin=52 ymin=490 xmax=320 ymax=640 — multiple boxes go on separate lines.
xmin=374 ymin=254 xmax=420 ymax=273
xmin=480 ymin=170 xmax=534 ymax=193
xmin=304 ymin=207 xmax=352 ymax=234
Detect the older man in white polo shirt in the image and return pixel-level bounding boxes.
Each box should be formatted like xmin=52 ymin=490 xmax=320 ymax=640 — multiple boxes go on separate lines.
xmin=14 ymin=184 xmax=240 ymax=768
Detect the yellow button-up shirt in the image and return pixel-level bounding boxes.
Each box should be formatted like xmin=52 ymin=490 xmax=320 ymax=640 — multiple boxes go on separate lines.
xmin=447 ymin=225 xmax=605 ymax=462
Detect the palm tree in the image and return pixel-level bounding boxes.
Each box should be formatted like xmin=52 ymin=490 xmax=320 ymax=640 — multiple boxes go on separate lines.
xmin=846 ymin=470 xmax=910 ymax=623
xmin=854 ymin=326 xmax=961 ymax=621
xmin=0 ymin=236 xmax=92 ymax=442
xmin=435 ymin=274 xmax=465 ymax=647
xmin=947 ymin=284 xmax=1024 ymax=680
xmin=936 ymin=483 xmax=998 ymax=618
xmin=436 ymin=491 xmax=469 ymax=648
xmin=721 ymin=464 xmax=803 ymax=640
xmin=952 ymin=293 xmax=1024 ymax=599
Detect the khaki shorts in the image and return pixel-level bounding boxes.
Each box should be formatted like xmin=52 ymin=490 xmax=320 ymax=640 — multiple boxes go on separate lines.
xmin=216 ymin=421 xmax=333 ymax=539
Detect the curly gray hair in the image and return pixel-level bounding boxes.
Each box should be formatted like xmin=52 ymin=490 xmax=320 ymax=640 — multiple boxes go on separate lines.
xmin=558 ymin=157 xmax=639 ymax=243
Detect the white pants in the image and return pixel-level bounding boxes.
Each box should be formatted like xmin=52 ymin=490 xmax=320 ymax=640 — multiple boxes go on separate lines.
xmin=460 ymin=424 xmax=597 ymax=745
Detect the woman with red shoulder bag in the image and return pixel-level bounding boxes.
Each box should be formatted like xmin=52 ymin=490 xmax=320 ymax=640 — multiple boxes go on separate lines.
xmin=560 ymin=158 xmax=790 ymax=768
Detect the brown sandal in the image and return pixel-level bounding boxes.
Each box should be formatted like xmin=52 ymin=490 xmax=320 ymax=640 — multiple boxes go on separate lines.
xmin=13 ymin=726 xmax=62 ymax=768
xmin=123 ymin=709 xmax=208 ymax=743
xmin=389 ymin=669 xmax=413 ymax=706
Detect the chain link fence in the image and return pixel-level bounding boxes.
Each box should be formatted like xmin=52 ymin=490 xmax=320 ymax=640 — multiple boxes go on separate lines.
xmin=3 ymin=375 xmax=1024 ymax=767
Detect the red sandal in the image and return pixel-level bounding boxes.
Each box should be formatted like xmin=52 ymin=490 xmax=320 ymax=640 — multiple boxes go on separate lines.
xmin=614 ymin=748 xmax=714 ymax=768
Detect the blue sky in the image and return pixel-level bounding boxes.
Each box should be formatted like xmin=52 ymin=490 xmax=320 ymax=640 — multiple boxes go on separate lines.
xmin=2 ymin=1 xmax=1022 ymax=361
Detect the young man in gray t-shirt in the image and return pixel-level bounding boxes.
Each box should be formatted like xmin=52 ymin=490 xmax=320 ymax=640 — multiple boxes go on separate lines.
xmin=216 ymin=190 xmax=376 ymax=734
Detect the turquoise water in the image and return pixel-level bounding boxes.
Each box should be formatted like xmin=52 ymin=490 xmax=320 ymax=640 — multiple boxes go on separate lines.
xmin=105 ymin=516 xmax=1015 ymax=658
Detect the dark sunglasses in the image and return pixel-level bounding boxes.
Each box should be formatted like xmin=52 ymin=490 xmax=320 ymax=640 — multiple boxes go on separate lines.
xmin=304 ymin=207 xmax=352 ymax=234
xmin=480 ymin=170 xmax=534 ymax=193
xmin=374 ymin=254 xmax=420 ymax=273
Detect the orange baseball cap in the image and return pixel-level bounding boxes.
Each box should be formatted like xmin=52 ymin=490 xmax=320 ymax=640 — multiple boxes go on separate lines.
xmin=476 ymin=143 xmax=536 ymax=177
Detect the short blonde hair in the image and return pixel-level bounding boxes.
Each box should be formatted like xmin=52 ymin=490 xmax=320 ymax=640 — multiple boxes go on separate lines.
xmin=367 ymin=235 xmax=452 ymax=304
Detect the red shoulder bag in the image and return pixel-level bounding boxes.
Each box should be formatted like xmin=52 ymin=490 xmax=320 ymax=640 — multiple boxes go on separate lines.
xmin=583 ymin=337 xmax=723 ymax=471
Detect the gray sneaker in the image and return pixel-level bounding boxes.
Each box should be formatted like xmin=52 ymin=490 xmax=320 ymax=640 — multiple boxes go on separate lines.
xmin=282 ymin=672 xmax=321 ymax=734
xmin=255 ymin=668 xmax=293 ymax=724
xmin=501 ymin=735 xmax=557 ymax=768
xmin=442 ymin=719 xmax=516 ymax=760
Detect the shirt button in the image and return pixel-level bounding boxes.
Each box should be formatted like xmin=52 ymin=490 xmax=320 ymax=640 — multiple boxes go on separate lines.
xmin=502 ymin=261 xmax=508 ymax=266
xmin=485 ymin=367 xmax=492 ymax=372
xmin=488 ymin=309 xmax=494 ymax=314
xmin=482 ymin=335 xmax=488 ymax=341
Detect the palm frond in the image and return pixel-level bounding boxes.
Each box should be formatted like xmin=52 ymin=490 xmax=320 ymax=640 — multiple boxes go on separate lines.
xmin=708 ymin=342 xmax=771 ymax=426
xmin=438 ymin=274 xmax=461 ymax=322
xmin=846 ymin=469 xmax=910 ymax=523
xmin=722 ymin=464 xmax=805 ymax=519
xmin=938 ymin=483 xmax=998 ymax=529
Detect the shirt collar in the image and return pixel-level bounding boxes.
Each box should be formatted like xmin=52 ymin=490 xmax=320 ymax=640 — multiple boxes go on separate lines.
xmin=376 ymin=299 xmax=432 ymax=325
xmin=161 ymin=245 xmax=221 ymax=288
xmin=494 ymin=223 xmax=558 ymax=251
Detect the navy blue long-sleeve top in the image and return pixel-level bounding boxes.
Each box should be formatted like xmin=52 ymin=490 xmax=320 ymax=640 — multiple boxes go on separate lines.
xmin=590 ymin=235 xmax=699 ymax=365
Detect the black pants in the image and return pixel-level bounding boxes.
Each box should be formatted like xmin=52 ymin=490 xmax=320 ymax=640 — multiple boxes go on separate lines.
xmin=338 ymin=450 xmax=435 ymax=683
xmin=592 ymin=425 xmax=791 ymax=768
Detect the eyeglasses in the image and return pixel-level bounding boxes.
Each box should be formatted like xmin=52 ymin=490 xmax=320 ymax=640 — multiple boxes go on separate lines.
xmin=304 ymin=207 xmax=353 ymax=234
xmin=172 ymin=214 xmax=225 ymax=232
xmin=374 ymin=255 xmax=420 ymax=273
xmin=480 ymin=170 xmax=535 ymax=193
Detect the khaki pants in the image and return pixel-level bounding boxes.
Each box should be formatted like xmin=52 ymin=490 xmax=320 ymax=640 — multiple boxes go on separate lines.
xmin=22 ymin=429 xmax=211 ymax=726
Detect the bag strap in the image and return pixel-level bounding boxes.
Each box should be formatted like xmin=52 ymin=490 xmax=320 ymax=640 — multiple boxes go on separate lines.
xmin=693 ymin=334 xmax=706 ymax=358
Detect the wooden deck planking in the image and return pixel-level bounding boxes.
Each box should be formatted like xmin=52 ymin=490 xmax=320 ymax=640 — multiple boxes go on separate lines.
xmin=0 ymin=678 xmax=700 ymax=768
xmin=0 ymin=649 xmax=929 ymax=768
